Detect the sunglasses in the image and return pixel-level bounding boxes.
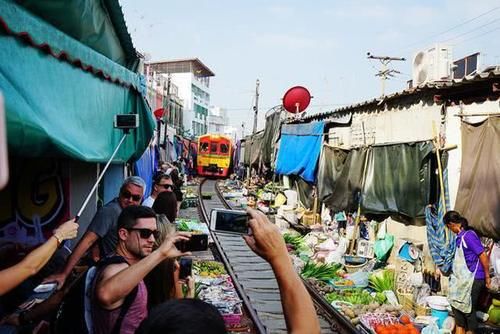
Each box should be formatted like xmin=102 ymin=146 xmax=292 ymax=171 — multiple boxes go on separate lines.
xmin=121 ymin=190 xmax=142 ymax=202
xmin=159 ymin=183 xmax=174 ymax=190
xmin=127 ymin=228 xmax=160 ymax=239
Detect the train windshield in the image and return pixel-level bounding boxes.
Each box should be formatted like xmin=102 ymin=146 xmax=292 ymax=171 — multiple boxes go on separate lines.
xmin=200 ymin=142 xmax=209 ymax=153
xmin=220 ymin=143 xmax=229 ymax=154
xmin=210 ymin=142 xmax=218 ymax=153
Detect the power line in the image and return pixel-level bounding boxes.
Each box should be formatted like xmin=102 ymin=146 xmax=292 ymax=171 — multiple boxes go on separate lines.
xmin=393 ymin=5 xmax=500 ymax=53
xmin=219 ymin=103 xmax=351 ymax=112
xmin=441 ymin=18 xmax=500 ymax=43
xmin=451 ymin=25 xmax=500 ymax=46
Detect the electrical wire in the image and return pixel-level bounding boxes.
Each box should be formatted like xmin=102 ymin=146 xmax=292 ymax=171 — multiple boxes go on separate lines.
xmin=451 ymin=25 xmax=500 ymax=46
xmin=392 ymin=5 xmax=500 ymax=53
xmin=441 ymin=18 xmax=500 ymax=44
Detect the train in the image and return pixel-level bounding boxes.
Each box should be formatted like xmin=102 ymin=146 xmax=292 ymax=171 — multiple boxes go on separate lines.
xmin=197 ymin=134 xmax=233 ymax=177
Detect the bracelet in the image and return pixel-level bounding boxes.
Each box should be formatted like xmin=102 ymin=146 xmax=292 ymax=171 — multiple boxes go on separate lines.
xmin=53 ymin=234 xmax=63 ymax=246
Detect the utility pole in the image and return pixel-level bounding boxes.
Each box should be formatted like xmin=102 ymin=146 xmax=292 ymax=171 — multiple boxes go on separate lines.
xmin=367 ymin=53 xmax=405 ymax=97
xmin=241 ymin=122 xmax=245 ymax=138
xmin=252 ymin=79 xmax=259 ymax=134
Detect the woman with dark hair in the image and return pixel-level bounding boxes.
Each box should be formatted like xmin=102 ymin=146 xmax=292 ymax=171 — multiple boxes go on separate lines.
xmin=152 ymin=192 xmax=178 ymax=223
xmin=143 ymin=215 xmax=194 ymax=310
xmin=444 ymin=210 xmax=490 ymax=334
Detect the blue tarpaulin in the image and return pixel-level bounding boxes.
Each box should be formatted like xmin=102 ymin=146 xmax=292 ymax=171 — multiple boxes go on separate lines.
xmin=134 ymin=145 xmax=156 ymax=197
xmin=275 ymin=121 xmax=324 ymax=182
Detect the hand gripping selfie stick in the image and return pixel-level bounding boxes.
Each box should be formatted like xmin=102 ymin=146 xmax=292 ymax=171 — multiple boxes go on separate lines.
xmin=63 ymin=114 xmax=139 ymax=251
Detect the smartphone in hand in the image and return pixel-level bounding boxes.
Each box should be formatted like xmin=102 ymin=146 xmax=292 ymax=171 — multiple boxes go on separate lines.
xmin=179 ymin=257 xmax=192 ymax=279
xmin=175 ymin=234 xmax=208 ymax=252
xmin=209 ymin=209 xmax=249 ymax=235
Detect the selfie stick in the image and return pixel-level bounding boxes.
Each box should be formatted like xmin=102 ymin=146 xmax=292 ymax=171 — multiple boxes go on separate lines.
xmin=74 ymin=133 xmax=128 ymax=222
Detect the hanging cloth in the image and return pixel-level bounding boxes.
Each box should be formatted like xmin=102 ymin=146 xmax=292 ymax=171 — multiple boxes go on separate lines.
xmin=425 ymin=168 xmax=456 ymax=274
xmin=448 ymin=231 xmax=479 ymax=313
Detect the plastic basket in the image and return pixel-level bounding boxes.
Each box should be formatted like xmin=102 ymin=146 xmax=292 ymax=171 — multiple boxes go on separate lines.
xmin=222 ymin=308 xmax=243 ymax=326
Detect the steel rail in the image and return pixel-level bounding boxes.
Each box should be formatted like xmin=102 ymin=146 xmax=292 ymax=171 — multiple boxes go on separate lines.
xmin=213 ymin=180 xmax=360 ymax=334
xmin=198 ymin=178 xmax=268 ymax=334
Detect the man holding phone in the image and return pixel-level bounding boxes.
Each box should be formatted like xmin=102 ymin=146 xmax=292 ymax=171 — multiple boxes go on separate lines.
xmin=92 ymin=206 xmax=191 ymax=334
xmin=243 ymin=209 xmax=320 ymax=334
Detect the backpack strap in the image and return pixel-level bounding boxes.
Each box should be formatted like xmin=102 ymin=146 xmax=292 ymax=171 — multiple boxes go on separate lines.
xmin=93 ymin=255 xmax=139 ymax=334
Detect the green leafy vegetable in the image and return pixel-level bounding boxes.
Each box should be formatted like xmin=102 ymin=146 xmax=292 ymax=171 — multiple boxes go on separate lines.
xmin=177 ymin=221 xmax=190 ymax=232
xmin=325 ymin=289 xmax=376 ymax=305
xmin=301 ymin=261 xmax=342 ymax=281
xmin=283 ymin=233 xmax=304 ymax=249
xmin=368 ymin=269 xmax=395 ymax=292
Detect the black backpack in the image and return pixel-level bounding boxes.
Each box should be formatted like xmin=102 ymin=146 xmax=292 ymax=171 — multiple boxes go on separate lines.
xmin=53 ymin=256 xmax=138 ymax=334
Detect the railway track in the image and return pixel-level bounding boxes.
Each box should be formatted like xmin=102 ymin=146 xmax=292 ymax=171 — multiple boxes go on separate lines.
xmin=198 ymin=178 xmax=361 ymax=334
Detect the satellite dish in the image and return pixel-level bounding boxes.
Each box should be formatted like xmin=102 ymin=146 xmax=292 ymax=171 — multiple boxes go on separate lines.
xmin=282 ymin=86 xmax=311 ymax=114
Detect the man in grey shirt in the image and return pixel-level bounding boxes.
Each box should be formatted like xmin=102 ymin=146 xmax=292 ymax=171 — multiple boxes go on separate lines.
xmin=44 ymin=176 xmax=146 ymax=289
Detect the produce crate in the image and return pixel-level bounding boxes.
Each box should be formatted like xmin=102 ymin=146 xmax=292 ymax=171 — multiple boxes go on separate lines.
xmin=396 ymin=291 xmax=414 ymax=311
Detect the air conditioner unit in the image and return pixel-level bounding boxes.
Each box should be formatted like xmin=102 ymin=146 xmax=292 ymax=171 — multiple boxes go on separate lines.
xmin=412 ymin=45 xmax=453 ymax=86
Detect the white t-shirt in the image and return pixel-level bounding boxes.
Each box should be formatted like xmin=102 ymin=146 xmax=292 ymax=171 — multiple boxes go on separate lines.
xmin=142 ymin=196 xmax=155 ymax=207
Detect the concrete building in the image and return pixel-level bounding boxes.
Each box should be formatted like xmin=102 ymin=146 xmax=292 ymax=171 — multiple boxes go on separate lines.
xmin=145 ymin=58 xmax=215 ymax=137
xmin=208 ymin=106 xmax=228 ymax=134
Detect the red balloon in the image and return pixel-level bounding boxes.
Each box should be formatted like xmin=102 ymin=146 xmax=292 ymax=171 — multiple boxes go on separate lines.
xmin=282 ymin=86 xmax=311 ymax=113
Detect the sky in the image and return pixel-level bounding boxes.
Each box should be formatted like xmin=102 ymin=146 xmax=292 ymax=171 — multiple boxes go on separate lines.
xmin=120 ymin=0 xmax=500 ymax=134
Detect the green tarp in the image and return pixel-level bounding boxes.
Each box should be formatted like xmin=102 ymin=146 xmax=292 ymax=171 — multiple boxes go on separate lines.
xmin=15 ymin=0 xmax=137 ymax=69
xmin=0 ymin=0 xmax=155 ymax=162
xmin=243 ymin=132 xmax=264 ymax=167
xmin=317 ymin=145 xmax=349 ymax=203
xmin=318 ymin=142 xmax=434 ymax=219
xmin=322 ymin=147 xmax=368 ymax=212
xmin=362 ymin=142 xmax=434 ymax=219
xmin=260 ymin=110 xmax=282 ymax=166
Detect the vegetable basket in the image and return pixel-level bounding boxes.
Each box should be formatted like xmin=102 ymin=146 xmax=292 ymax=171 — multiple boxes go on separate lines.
xmin=345 ymin=261 xmax=369 ymax=273
xmin=396 ymin=290 xmax=414 ymax=311
xmin=415 ymin=303 xmax=431 ymax=316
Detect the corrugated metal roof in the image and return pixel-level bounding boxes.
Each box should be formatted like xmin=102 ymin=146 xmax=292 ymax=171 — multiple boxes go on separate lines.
xmin=301 ymin=68 xmax=500 ymax=121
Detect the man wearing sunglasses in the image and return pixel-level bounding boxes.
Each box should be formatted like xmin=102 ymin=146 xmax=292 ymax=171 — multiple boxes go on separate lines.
xmin=44 ymin=176 xmax=146 ymax=289
xmin=92 ymin=205 xmax=191 ymax=334
xmin=142 ymin=174 xmax=174 ymax=208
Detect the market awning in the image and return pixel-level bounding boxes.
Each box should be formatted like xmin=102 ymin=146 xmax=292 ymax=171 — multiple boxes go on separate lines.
xmin=0 ymin=0 xmax=155 ymax=163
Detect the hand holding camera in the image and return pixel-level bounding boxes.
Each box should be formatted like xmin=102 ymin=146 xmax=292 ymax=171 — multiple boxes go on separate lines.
xmin=158 ymin=231 xmax=192 ymax=258
xmin=243 ymin=208 xmax=289 ymax=265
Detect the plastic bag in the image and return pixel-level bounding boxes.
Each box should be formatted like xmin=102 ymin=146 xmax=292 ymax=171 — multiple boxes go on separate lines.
xmin=374 ymin=234 xmax=394 ymax=260
xmin=421 ymin=319 xmax=439 ymax=334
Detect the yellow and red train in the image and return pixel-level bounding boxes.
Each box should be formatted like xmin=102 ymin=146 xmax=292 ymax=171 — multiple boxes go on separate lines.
xmin=197 ymin=134 xmax=233 ymax=177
